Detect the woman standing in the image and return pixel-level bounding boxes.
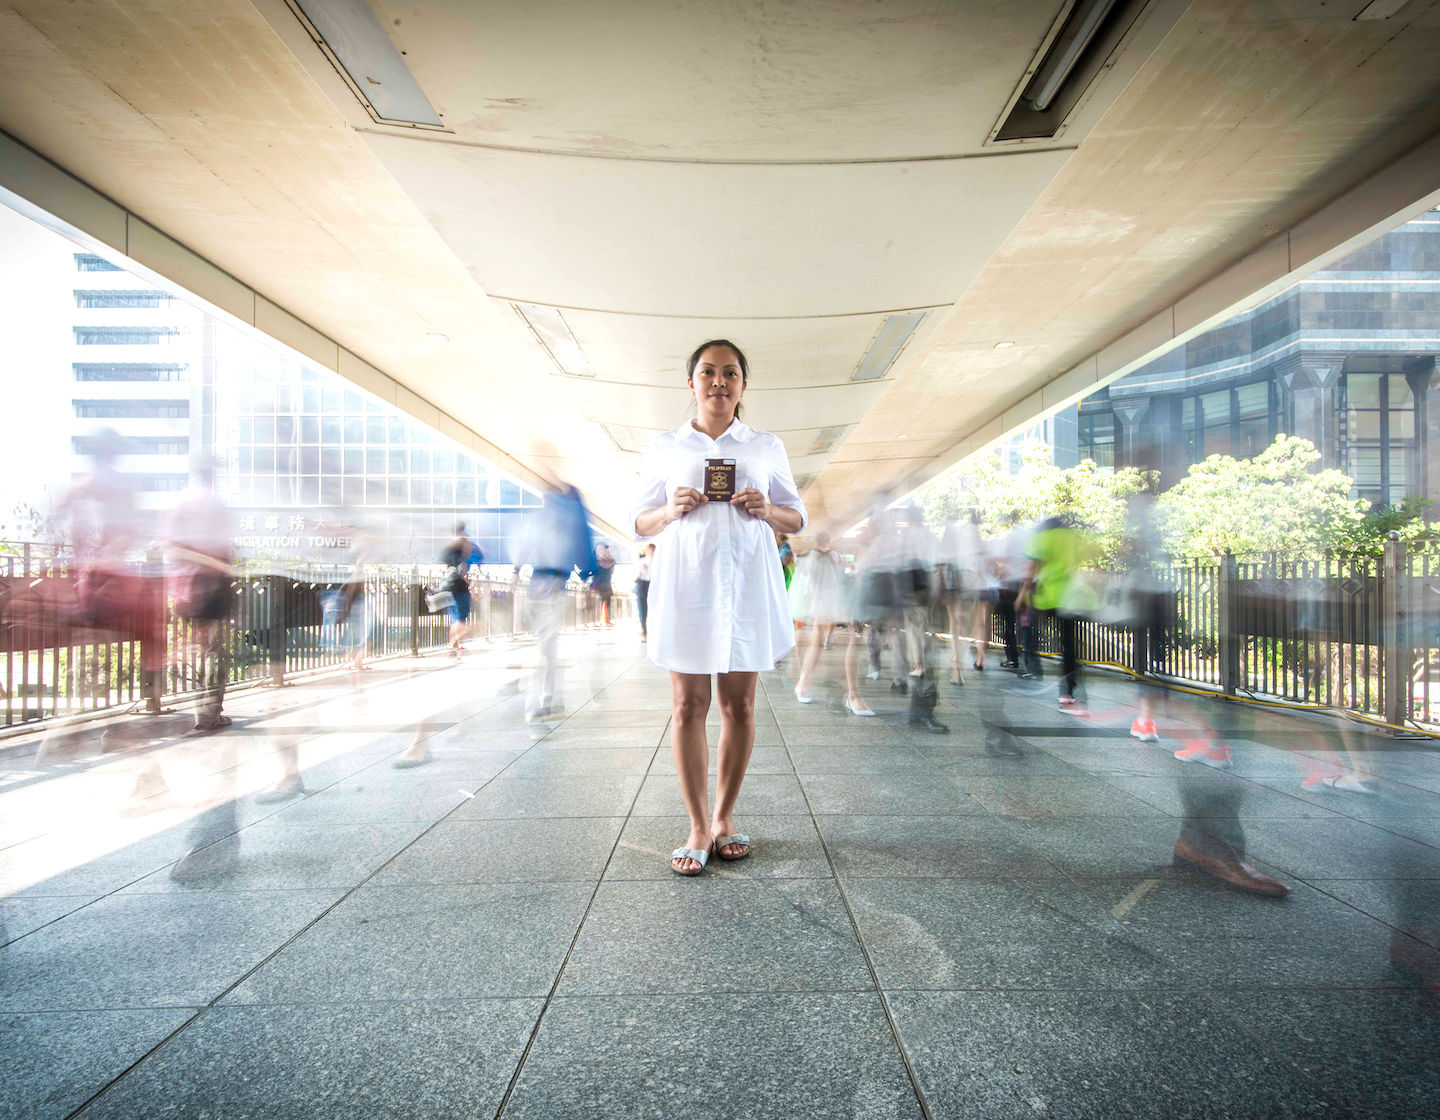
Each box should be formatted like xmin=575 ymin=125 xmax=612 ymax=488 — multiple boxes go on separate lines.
xmin=634 ymin=341 xmax=806 ymax=875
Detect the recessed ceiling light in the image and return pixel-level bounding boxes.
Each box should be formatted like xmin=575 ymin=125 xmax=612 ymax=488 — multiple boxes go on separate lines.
xmin=897 ymin=434 xmax=909 ymax=440
xmin=993 ymin=341 xmax=1016 ymax=349
xmin=426 ymin=331 xmax=448 ymax=343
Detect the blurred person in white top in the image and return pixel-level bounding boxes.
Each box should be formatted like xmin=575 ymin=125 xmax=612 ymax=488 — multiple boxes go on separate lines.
xmin=939 ymin=509 xmax=1000 ymax=680
xmin=789 ymin=530 xmax=844 ymax=703
xmin=633 ymin=341 xmax=806 ymax=875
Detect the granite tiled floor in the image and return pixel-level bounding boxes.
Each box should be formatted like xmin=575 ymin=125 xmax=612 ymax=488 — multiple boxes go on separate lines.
xmin=2 ymin=627 xmax=1438 ymax=1119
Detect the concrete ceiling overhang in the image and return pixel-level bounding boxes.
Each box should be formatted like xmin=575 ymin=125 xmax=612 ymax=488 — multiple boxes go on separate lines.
xmin=2 ymin=0 xmax=1440 ymax=539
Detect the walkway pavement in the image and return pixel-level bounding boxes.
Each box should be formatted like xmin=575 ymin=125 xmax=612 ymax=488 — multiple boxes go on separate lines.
xmin=3 ymin=626 xmax=1438 ymax=1119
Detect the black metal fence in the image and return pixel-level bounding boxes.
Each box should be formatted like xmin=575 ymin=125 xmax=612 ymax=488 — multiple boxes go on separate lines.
xmin=1009 ymin=536 xmax=1439 ymax=730
xmin=1 ymin=542 xmax=632 ymax=729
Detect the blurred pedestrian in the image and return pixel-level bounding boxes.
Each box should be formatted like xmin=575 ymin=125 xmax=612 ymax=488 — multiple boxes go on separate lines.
xmin=777 ymin=533 xmax=796 ymax=589
xmin=940 ymin=508 xmax=999 ymax=680
xmin=635 ymin=542 xmax=655 ymax=642
xmin=593 ymin=540 xmax=615 ymax=626
xmin=791 ymin=531 xmax=844 ymax=703
xmin=995 ymin=516 xmax=1032 ymax=671
xmin=514 ymin=471 xmax=596 ymax=722
xmin=440 ymin=521 xmax=483 ymax=658
xmin=1017 ymin=514 xmax=1088 ymax=712
xmin=895 ymin=505 xmax=946 ymax=733
xmin=165 ymin=453 xmax=234 ymax=731
xmin=634 ymin=340 xmax=806 ymax=875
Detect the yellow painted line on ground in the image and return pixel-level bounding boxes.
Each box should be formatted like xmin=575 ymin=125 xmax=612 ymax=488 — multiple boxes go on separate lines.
xmin=1111 ymin=878 xmax=1161 ymax=919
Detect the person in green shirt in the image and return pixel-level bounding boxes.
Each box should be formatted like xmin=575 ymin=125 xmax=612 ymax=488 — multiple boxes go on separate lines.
xmin=1017 ymin=514 xmax=1087 ymax=711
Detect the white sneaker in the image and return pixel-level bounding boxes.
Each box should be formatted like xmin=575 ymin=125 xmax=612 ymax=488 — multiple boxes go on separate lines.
xmin=795 ymin=686 xmax=813 ymax=704
xmin=866 ymin=670 xmax=880 ymax=681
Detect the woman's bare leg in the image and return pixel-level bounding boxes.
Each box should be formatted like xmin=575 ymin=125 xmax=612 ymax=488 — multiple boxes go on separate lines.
xmin=670 ymin=671 xmax=713 ymax=871
xmin=795 ymin=621 xmax=830 ymax=696
xmin=972 ymin=600 xmax=992 ymax=667
xmin=946 ymin=597 xmax=965 ymax=684
xmin=845 ymin=625 xmax=862 ymax=703
xmin=712 ymin=670 xmax=757 ymax=857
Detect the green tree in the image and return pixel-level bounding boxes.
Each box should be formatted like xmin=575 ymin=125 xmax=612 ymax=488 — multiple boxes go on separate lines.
xmin=1155 ymin=434 xmax=1366 ymax=560
xmin=915 ymin=441 xmax=1148 ymax=565
xmin=1335 ymin=495 xmax=1436 ymax=557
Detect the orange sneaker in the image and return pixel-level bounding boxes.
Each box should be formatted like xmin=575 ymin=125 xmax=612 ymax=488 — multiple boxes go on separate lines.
xmin=1174 ymin=740 xmax=1233 ymax=770
xmin=1130 ymin=718 xmax=1159 ymax=743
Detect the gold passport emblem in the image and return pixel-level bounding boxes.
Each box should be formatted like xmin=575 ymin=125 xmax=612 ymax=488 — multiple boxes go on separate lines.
xmin=704 ymin=458 xmax=736 ymax=501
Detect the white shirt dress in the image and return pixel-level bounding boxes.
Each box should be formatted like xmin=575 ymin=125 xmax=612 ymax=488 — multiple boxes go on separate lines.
xmin=633 ymin=419 xmax=808 ymax=674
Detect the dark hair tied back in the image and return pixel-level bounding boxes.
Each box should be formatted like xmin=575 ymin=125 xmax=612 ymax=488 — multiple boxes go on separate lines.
xmin=686 ymin=339 xmax=748 ymax=422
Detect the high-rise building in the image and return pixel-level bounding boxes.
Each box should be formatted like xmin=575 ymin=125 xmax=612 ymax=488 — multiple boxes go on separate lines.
xmin=1 ymin=202 xmax=545 ymax=564
xmin=66 ymin=252 xmax=203 ymax=507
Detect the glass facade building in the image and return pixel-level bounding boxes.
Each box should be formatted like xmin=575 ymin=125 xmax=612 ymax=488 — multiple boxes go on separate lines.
xmin=2 ymin=202 xmax=541 ymax=565
xmin=1076 ymin=209 xmax=1440 ymax=507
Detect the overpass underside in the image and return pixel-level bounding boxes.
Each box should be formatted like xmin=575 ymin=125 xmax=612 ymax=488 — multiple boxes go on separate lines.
xmin=3 ymin=1 xmax=1440 ymax=538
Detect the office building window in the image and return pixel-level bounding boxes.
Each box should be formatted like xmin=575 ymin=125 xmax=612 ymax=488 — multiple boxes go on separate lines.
xmin=1342 ymin=372 xmax=1416 ymax=506
xmin=72 ymin=363 xmax=187 ymax=382
xmin=73 ymin=289 xmax=168 ymax=309
xmin=72 ymin=253 xmax=123 ymax=272
xmin=1077 ymin=410 xmax=1115 ymax=467
xmin=72 ymin=435 xmax=189 ymax=456
xmin=1180 ymin=379 xmax=1276 ymax=464
xmin=73 ymin=326 xmax=181 ymax=345
xmin=73 ymin=400 xmax=190 ymax=419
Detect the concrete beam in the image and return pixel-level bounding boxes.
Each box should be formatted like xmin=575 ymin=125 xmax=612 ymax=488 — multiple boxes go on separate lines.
xmin=0 ymin=128 xmax=632 ymax=543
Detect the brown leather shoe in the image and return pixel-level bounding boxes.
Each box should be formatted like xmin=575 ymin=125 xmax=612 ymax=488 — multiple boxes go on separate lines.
xmin=1173 ymin=838 xmax=1290 ymax=897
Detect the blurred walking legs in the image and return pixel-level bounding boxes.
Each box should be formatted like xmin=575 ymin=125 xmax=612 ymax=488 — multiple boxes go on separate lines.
xmin=525 ymin=574 xmax=566 ymax=720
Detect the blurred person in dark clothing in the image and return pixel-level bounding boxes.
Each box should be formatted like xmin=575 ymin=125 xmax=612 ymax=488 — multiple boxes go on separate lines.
xmin=636 ymin=543 xmax=655 ymax=642
xmin=440 ymin=521 xmax=483 ymax=658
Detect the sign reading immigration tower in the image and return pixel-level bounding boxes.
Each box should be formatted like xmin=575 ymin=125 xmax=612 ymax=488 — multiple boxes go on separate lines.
xmin=704 ymin=458 xmax=736 ymax=502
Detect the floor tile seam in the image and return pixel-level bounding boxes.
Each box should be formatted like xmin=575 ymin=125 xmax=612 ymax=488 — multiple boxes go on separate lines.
xmin=96 ymin=995 xmax=551 ymax=1012
xmin=58 ymin=1006 xmax=202 ymax=1120
xmin=776 ymin=721 xmax=937 ymax=1120
xmin=872 ymin=982 xmax=1399 ymax=994
xmin=515 ymin=984 xmax=891 ymax=1001
xmin=488 ymin=735 xmax=661 ymax=1120
xmin=0 ymin=1003 xmax=208 ymax=1017
xmin=58 ymin=733 xmax=554 ymax=1110
xmin=1244 ymin=812 xmax=1440 ymax=852
xmin=1301 ymin=879 xmax=1440 ymax=941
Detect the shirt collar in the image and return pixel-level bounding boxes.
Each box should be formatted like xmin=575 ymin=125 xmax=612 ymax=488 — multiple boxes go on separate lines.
xmin=679 ymin=418 xmax=755 ymax=444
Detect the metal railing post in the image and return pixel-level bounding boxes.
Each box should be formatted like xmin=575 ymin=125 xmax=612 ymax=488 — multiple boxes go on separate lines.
xmin=1381 ymin=531 xmax=1406 ymax=726
xmin=1218 ymin=549 xmax=1239 ymax=697
xmin=267 ymin=575 xmax=286 ymax=687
